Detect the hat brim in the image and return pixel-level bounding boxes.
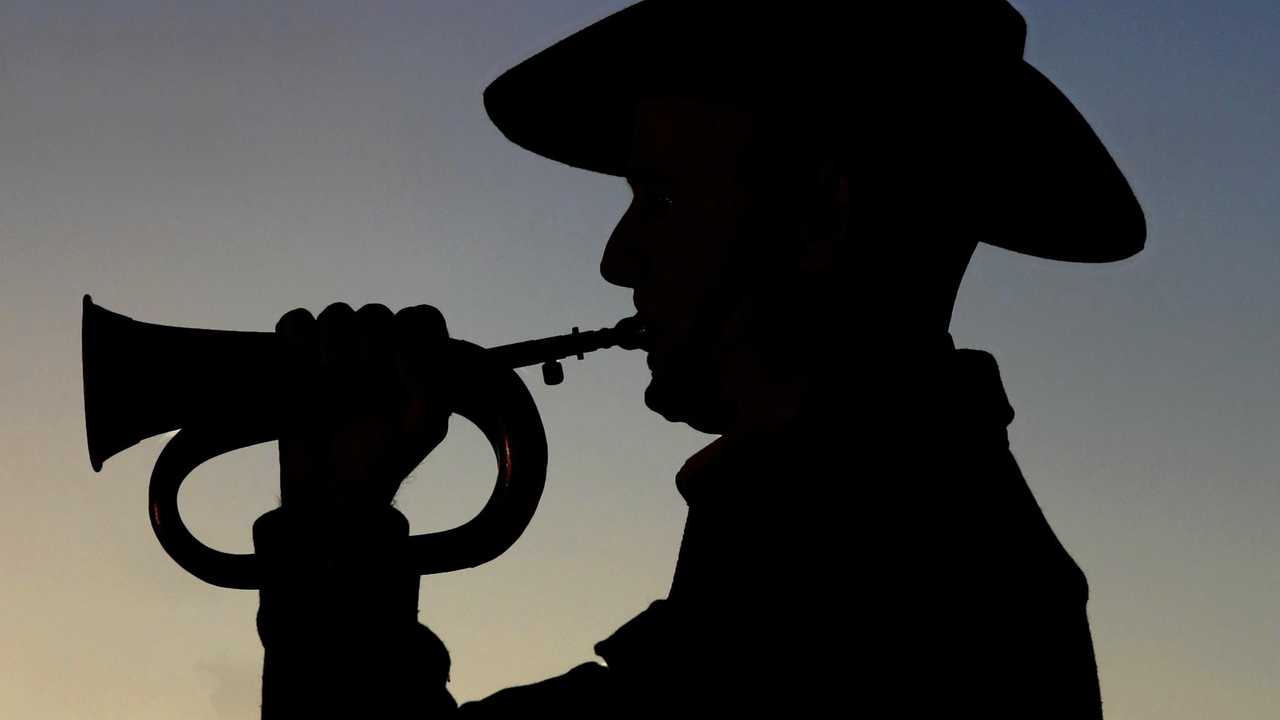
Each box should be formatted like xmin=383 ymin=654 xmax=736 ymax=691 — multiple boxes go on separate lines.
xmin=484 ymin=8 xmax=1145 ymax=264
xmin=974 ymin=61 xmax=1146 ymax=262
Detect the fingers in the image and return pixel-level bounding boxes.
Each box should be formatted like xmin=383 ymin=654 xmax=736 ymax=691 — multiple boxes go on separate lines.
xmin=393 ymin=304 xmax=451 ymax=382
xmin=395 ymin=303 xmax=447 ymax=338
xmin=275 ymin=306 xmax=317 ymax=340
xmin=355 ymin=303 xmax=396 ymax=364
xmin=275 ymin=307 xmax=322 ymax=504
xmin=391 ymin=304 xmax=452 ymax=473
xmin=352 ymin=303 xmax=397 ymax=413
xmin=393 ymin=303 xmax=449 ymax=396
xmin=313 ymin=302 xmax=399 ymax=415
xmin=279 ymin=302 xmax=448 ymax=364
xmin=274 ymin=302 xmax=453 ymax=507
xmin=315 ymin=302 xmax=357 ymax=381
xmin=278 ymin=301 xmax=451 ymax=404
xmin=275 ymin=307 xmax=323 ymax=412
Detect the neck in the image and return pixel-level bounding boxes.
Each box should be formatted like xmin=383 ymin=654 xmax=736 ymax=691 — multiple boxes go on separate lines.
xmin=711 ymin=236 xmax=977 ymax=436
xmin=722 ymin=325 xmax=958 ymax=437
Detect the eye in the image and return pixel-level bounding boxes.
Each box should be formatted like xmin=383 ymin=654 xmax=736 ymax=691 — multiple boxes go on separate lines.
xmin=625 ymin=177 xmax=677 ymax=219
xmin=635 ymin=186 xmax=674 ymax=212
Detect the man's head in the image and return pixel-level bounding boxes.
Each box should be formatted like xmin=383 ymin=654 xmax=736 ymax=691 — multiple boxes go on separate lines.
xmin=483 ymin=1 xmax=1145 ymax=431
xmin=601 ymin=97 xmax=836 ymax=431
xmin=597 ymin=95 xmax=980 ymax=433
xmin=599 ymin=97 xmax=757 ymax=431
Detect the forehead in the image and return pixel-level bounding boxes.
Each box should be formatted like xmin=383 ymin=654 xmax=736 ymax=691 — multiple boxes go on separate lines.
xmin=625 ymin=96 xmax=755 ymax=181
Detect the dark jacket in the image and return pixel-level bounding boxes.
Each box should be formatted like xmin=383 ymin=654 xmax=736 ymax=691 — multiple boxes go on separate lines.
xmin=256 ymin=342 xmax=1102 ymax=718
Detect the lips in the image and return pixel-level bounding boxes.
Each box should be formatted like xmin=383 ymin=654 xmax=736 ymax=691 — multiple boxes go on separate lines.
xmin=640 ymin=318 xmax=657 ymax=353
xmin=633 ymin=312 xmax=662 ymax=371
xmin=632 ymin=294 xmax=657 ymax=351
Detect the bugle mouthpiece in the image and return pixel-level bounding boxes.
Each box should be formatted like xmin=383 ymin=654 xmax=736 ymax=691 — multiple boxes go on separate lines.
xmin=486 ymin=315 xmax=648 ymax=379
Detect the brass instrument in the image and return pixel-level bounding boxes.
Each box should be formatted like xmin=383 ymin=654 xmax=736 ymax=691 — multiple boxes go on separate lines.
xmin=81 ymin=295 xmax=646 ymax=589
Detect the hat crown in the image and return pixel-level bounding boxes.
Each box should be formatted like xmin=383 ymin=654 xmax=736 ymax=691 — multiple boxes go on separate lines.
xmin=598 ymin=2 xmax=1032 ymax=73
xmin=484 ymin=0 xmax=1146 ymax=263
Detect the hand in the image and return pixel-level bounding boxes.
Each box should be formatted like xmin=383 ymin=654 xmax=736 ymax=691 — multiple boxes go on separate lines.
xmin=274 ymin=302 xmax=453 ymax=510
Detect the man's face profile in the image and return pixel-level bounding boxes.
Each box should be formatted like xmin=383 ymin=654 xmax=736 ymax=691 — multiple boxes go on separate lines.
xmin=600 ymin=97 xmax=830 ymax=434
xmin=599 ymin=97 xmax=754 ymax=432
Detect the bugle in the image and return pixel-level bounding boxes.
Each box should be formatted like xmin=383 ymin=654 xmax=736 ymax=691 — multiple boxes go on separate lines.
xmin=82 ymin=295 xmax=647 ymax=589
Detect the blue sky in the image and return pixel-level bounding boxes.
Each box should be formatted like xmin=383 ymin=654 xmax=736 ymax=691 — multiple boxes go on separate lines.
xmin=0 ymin=2 xmax=1276 ymax=717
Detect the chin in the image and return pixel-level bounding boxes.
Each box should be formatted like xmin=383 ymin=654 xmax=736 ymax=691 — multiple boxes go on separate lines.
xmin=643 ymin=374 xmax=730 ymax=435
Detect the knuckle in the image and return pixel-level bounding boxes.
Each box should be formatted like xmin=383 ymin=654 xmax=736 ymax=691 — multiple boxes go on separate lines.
xmin=355 ymin=304 xmax=396 ymax=350
xmin=316 ymin=302 xmax=357 ymax=351
xmin=275 ymin=307 xmax=315 ymax=336
xmin=395 ymin=304 xmax=448 ymax=339
xmin=317 ymin=302 xmax=356 ymax=325
xmin=357 ymin=303 xmax=394 ymax=320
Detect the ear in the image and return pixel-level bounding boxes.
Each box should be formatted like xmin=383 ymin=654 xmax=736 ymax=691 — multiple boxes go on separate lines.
xmin=797 ymin=162 xmax=846 ymax=275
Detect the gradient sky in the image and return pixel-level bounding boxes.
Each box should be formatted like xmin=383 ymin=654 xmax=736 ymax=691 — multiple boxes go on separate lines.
xmin=1 ymin=1 xmax=1277 ymax=717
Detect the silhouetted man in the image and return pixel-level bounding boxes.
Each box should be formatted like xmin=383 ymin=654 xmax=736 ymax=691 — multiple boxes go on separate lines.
xmin=254 ymin=2 xmax=1145 ymax=717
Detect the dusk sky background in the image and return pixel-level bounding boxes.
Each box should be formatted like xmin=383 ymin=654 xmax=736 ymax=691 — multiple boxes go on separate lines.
xmin=1 ymin=1 xmax=1277 ymax=717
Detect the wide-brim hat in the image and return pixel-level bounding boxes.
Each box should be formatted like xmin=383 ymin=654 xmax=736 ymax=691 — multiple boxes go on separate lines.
xmin=484 ymin=1 xmax=1145 ymax=263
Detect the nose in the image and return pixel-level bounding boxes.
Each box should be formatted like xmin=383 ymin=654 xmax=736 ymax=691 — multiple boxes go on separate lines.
xmin=599 ymin=203 xmax=647 ymax=289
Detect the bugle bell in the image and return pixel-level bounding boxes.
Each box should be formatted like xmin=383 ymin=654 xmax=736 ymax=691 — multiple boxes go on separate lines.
xmin=81 ymin=295 xmax=646 ymax=589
